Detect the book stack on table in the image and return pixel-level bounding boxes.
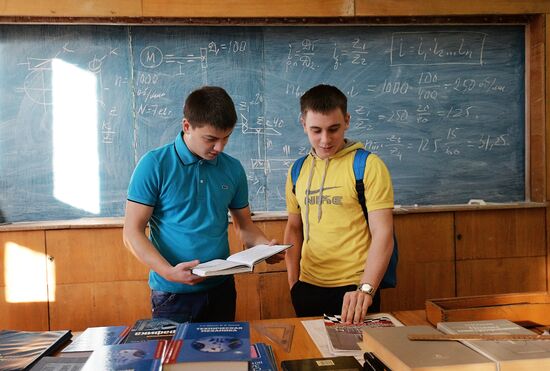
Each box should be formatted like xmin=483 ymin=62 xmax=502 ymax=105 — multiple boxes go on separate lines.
xmin=359 ymin=319 xmax=550 ymax=371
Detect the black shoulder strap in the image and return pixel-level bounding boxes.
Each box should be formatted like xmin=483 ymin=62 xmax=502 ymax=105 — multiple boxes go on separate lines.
xmin=353 ymin=149 xmax=371 ymax=225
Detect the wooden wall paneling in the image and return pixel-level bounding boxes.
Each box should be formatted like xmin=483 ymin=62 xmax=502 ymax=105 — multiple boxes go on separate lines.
xmin=381 ymin=213 xmax=455 ymax=311
xmin=49 ymin=281 xmax=151 ymax=331
xmin=527 ymin=14 xmax=546 ymax=202
xmin=46 ymin=228 xmax=150 ymax=330
xmin=254 ymin=220 xmax=287 ymax=273
xmin=456 ymin=256 xmax=547 ymax=296
xmin=455 ymin=209 xmax=546 ymax=260
xmin=46 ymin=228 xmax=148 ymax=284
xmin=258 ymin=272 xmax=295 ymax=319
xmin=234 ymin=273 xmax=261 ymax=321
xmin=255 ymin=220 xmax=286 ymax=242
xmin=142 ymin=0 xmax=354 ymax=18
xmin=0 ymin=0 xmax=141 ymax=17
xmin=355 ymin=0 xmax=550 ymax=16
xmin=0 ymin=231 xmax=49 ymax=330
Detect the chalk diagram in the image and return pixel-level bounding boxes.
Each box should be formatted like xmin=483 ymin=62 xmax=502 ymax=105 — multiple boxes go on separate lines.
xmin=19 ymin=58 xmax=54 ymax=108
xmin=17 ymin=43 xmax=121 ymax=112
xmin=140 ymin=45 xmax=207 ymax=76
xmin=137 ymin=43 xmax=292 ymax=202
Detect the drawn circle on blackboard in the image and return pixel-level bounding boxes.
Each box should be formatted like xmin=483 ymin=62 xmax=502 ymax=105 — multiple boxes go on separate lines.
xmin=88 ymin=56 xmax=103 ymax=73
xmin=140 ymin=46 xmax=163 ymax=68
xmin=191 ymin=336 xmax=243 ymax=353
xmin=23 ymin=69 xmax=52 ymax=106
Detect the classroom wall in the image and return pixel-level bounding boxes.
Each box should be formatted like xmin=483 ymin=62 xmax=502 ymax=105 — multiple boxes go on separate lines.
xmin=0 ymin=0 xmax=549 ymax=330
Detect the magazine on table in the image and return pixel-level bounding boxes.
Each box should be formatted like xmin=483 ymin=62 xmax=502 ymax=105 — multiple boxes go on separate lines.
xmin=323 ymin=313 xmax=403 ymax=354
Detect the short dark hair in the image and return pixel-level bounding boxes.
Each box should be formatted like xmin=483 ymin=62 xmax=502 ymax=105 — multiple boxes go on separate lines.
xmin=300 ymin=84 xmax=347 ymax=116
xmin=183 ymin=86 xmax=237 ymax=130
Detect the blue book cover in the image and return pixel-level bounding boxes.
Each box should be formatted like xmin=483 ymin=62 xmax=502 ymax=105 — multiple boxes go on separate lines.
xmin=164 ymin=322 xmax=250 ymax=366
xmin=250 ymin=343 xmax=277 ymax=371
xmin=80 ymin=340 xmax=165 ymax=371
xmin=63 ymin=326 xmax=129 ymax=352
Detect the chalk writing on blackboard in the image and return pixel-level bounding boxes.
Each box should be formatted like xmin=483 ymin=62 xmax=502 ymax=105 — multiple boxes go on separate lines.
xmin=390 ymin=31 xmax=486 ymax=66
xmin=0 ymin=25 xmax=524 ymax=222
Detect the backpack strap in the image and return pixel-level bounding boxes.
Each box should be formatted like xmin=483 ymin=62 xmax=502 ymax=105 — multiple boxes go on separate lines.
xmin=353 ymin=148 xmax=398 ymax=289
xmin=353 ymin=149 xmax=371 ymax=225
xmin=290 ymin=154 xmax=308 ymax=195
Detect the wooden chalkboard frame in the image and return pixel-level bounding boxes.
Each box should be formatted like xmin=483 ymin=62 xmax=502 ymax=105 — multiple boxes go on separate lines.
xmin=0 ymin=14 xmax=546 ymax=225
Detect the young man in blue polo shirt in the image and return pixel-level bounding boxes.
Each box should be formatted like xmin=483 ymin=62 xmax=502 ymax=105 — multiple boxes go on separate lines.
xmin=123 ymin=86 xmax=282 ymax=323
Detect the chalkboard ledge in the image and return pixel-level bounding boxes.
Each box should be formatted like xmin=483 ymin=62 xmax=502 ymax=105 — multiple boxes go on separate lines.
xmin=252 ymin=202 xmax=547 ymax=218
xmin=0 ymin=202 xmax=545 ymax=231
xmin=392 ymin=201 xmax=546 ymax=214
xmin=0 ymin=217 xmax=125 ymax=231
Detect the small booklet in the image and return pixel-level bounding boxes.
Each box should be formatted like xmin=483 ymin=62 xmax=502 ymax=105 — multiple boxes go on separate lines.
xmin=323 ymin=313 xmax=403 ymax=354
xmin=191 ymin=244 xmax=291 ymax=277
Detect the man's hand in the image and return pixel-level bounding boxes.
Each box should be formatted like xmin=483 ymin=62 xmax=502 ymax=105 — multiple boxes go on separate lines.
xmin=163 ymin=260 xmax=205 ymax=285
xmin=341 ymin=290 xmax=373 ymax=324
xmin=265 ymin=239 xmax=285 ymax=264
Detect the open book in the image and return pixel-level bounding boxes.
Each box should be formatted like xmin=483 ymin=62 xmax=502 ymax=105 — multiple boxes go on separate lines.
xmin=191 ymin=244 xmax=291 ymax=277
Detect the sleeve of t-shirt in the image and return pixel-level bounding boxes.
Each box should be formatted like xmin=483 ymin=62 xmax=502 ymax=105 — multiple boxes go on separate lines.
xmin=364 ymin=154 xmax=394 ymax=212
xmin=228 ymin=162 xmax=249 ymax=209
xmin=127 ymin=152 xmax=160 ymax=207
xmin=285 ymin=165 xmax=300 ymax=214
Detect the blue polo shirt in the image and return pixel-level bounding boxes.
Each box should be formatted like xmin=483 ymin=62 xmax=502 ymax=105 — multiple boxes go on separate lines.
xmin=127 ymin=131 xmax=249 ymax=293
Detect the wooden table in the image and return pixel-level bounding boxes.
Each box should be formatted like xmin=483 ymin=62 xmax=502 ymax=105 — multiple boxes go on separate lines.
xmin=59 ymin=310 xmax=430 ymax=364
xmin=250 ymin=310 xmax=431 ymax=363
xmin=392 ymin=310 xmax=431 ymax=326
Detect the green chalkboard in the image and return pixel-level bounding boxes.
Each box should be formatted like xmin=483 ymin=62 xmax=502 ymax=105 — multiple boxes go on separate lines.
xmin=0 ymin=24 xmax=525 ymax=222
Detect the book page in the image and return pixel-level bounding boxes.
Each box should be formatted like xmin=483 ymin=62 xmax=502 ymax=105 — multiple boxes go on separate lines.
xmin=193 ymin=259 xmax=245 ymax=272
xmin=227 ymin=244 xmax=291 ymax=266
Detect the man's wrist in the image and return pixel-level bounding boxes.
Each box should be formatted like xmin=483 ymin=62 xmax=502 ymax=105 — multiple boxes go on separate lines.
xmin=357 ymin=282 xmax=376 ymax=296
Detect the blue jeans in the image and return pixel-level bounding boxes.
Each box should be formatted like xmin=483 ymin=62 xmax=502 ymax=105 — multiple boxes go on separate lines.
xmin=151 ymin=277 xmax=236 ymax=323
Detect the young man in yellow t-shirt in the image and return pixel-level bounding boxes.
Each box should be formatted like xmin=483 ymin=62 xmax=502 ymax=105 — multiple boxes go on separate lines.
xmin=284 ymin=84 xmax=395 ymax=324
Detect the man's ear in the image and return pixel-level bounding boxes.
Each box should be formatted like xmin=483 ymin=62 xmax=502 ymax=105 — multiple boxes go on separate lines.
xmin=344 ymin=112 xmax=351 ymax=129
xmin=182 ymin=119 xmax=191 ymax=135
xmin=300 ymin=114 xmax=307 ymax=133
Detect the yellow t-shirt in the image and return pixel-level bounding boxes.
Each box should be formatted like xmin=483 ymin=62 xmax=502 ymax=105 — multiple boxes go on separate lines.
xmin=285 ymin=142 xmax=394 ymax=287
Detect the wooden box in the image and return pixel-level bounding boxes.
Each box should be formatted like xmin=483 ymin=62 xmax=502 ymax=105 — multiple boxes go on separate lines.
xmin=425 ymin=292 xmax=550 ymax=326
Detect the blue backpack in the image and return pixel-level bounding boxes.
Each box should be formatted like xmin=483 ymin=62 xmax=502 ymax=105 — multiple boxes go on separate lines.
xmin=290 ymin=148 xmax=398 ymax=289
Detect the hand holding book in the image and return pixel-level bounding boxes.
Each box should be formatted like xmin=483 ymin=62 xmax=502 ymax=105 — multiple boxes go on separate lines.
xmin=192 ymin=244 xmax=291 ymax=277
xmin=263 ymin=239 xmax=287 ymax=264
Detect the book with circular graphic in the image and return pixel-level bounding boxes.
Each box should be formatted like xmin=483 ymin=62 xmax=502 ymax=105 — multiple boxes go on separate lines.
xmin=163 ymin=321 xmax=250 ymax=371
